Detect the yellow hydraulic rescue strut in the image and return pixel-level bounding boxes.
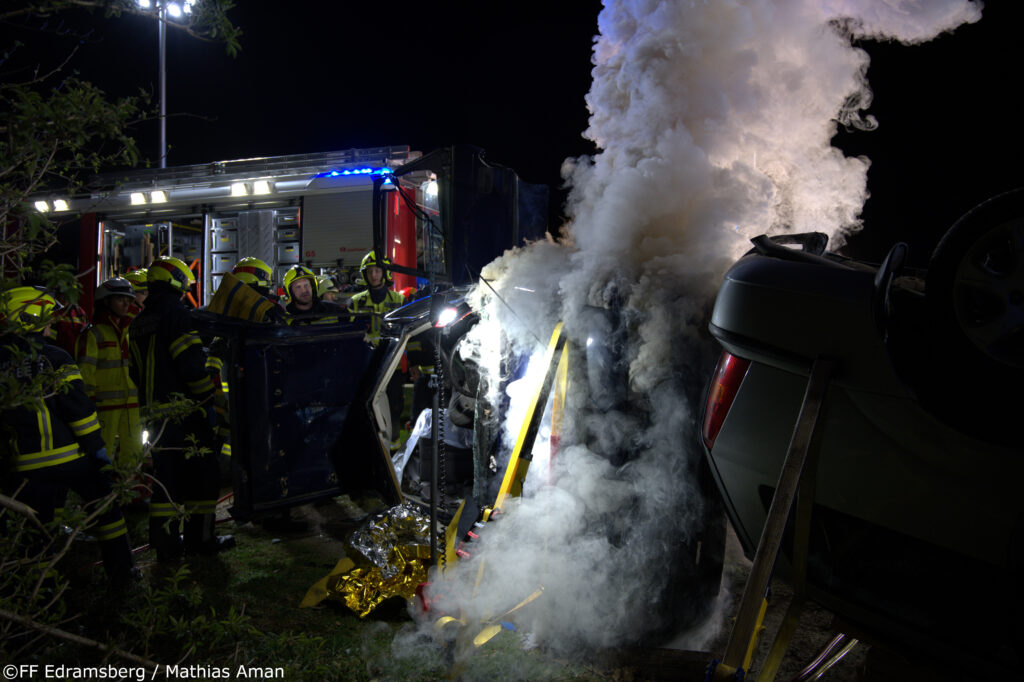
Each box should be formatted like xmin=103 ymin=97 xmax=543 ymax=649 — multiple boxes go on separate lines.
xmin=485 ymin=321 xmax=568 ymax=518
xmin=435 ymin=322 xmax=570 ymax=661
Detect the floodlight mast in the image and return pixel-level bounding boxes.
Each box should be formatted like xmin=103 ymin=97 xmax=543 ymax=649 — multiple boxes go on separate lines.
xmin=159 ymin=5 xmax=166 ymax=168
xmin=137 ymin=0 xmax=193 ymax=168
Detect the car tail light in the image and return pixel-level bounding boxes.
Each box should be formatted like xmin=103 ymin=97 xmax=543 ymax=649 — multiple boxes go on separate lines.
xmin=702 ymin=351 xmax=751 ymax=451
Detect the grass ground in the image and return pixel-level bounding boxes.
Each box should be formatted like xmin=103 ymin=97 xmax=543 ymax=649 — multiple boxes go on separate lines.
xmin=8 ymin=388 xmax=648 ymax=679
xmin=39 ymin=491 xmax=618 ymax=682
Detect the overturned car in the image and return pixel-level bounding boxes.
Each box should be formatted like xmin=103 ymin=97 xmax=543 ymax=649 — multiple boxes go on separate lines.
xmin=702 ymin=189 xmax=1024 ymax=673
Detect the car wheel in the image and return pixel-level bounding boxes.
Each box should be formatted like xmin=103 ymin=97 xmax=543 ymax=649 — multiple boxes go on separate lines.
xmin=924 ymin=188 xmax=1024 ymax=444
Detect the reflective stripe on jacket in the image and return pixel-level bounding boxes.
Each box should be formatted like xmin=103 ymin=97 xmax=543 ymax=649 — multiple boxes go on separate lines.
xmin=0 ymin=337 xmax=104 ymax=471
xmin=75 ymin=318 xmax=139 ymax=412
xmin=348 ymin=289 xmax=406 ymax=343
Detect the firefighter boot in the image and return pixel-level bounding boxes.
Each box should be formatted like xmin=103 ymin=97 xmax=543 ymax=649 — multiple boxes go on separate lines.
xmin=183 ymin=513 xmax=235 ymax=556
xmin=149 ymin=515 xmax=183 ymax=563
xmin=102 ymin=536 xmax=141 ymax=591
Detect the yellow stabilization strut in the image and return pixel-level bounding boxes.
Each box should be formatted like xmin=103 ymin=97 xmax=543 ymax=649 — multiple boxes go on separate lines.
xmin=492 ymin=321 xmax=567 ymax=513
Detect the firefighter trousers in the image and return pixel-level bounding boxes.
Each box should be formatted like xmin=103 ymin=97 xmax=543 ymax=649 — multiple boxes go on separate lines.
xmin=98 ymin=405 xmax=142 ymax=466
xmin=147 ymin=414 xmax=220 ymax=560
xmin=16 ymin=456 xmax=134 ymax=581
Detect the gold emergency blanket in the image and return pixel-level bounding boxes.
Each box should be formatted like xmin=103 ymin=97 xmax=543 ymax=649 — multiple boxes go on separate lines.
xmin=300 ymin=502 xmax=432 ymax=616
xmin=206 ymin=271 xmax=278 ymax=322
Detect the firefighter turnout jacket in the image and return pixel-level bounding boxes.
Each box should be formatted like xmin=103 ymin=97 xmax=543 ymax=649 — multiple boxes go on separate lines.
xmin=348 ymin=287 xmax=406 ymax=343
xmin=0 ymin=333 xmax=134 ymax=580
xmin=75 ymin=309 xmax=141 ymax=464
xmin=1 ymin=335 xmax=105 ymax=472
xmin=130 ymin=287 xmax=215 ymax=416
xmin=285 ymin=298 xmax=345 ymax=325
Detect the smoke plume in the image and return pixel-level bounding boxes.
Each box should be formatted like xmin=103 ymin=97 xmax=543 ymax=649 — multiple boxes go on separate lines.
xmin=432 ymin=0 xmax=982 ymax=661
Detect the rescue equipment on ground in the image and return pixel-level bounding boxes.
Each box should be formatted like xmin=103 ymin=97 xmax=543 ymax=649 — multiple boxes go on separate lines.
xmin=301 ymin=502 xmax=461 ymax=617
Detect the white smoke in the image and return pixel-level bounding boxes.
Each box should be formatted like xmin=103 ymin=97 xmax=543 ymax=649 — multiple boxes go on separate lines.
xmin=431 ymin=0 xmax=982 ymax=661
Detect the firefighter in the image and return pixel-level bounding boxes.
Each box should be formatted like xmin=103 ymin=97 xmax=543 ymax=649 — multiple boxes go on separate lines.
xmin=231 ymin=257 xmax=274 ymax=298
xmin=123 ymin=269 xmax=148 ymax=314
xmin=0 ymin=286 xmax=135 ymax=584
xmin=316 ymin=275 xmax=341 ymax=303
xmin=130 ymin=257 xmax=233 ymax=561
xmin=348 ymin=252 xmax=409 ymax=448
xmin=282 ymin=264 xmax=343 ymax=323
xmin=75 ymin=278 xmax=142 ymax=467
xmin=348 ymin=252 xmax=406 ymax=340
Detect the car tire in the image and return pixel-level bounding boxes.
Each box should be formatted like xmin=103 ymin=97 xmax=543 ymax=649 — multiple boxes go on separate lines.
xmin=924 ymin=188 xmax=1024 ymax=445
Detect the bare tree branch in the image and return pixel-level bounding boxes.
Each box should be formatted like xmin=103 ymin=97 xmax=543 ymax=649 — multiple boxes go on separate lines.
xmin=0 ymin=607 xmax=161 ymax=670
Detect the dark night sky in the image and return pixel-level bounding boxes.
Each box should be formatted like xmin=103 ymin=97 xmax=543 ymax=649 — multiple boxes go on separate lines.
xmin=6 ymin=0 xmax=1024 ymax=267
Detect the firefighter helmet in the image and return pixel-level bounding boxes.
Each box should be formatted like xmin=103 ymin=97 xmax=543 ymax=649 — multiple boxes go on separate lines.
xmin=123 ymin=269 xmax=148 ymax=292
xmin=282 ymin=264 xmax=316 ymax=300
xmin=360 ymin=251 xmax=392 ymax=285
xmin=1 ymin=286 xmax=62 ymax=333
xmin=232 ymin=257 xmax=274 ymax=288
xmin=95 ymin=278 xmax=136 ymax=304
xmin=148 ymin=257 xmax=195 ymax=292
xmin=315 ymin=275 xmax=338 ymax=298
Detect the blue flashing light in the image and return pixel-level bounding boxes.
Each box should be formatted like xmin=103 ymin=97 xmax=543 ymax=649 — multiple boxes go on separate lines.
xmin=313 ymin=166 xmax=393 ymax=179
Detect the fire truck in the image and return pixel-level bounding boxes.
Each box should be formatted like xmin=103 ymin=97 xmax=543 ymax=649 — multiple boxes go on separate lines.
xmin=42 ymin=144 xmax=549 ymax=516
xmin=46 ymin=145 xmax=432 ymax=311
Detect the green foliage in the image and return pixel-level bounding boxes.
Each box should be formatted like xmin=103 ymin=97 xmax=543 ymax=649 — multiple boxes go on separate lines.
xmin=0 ymin=75 xmax=143 ymax=280
xmin=0 ymin=0 xmax=240 ymax=283
xmin=118 ymin=564 xmax=258 ymax=659
xmin=33 ymin=261 xmax=82 ymax=305
xmin=0 ymin=1 xmax=242 ymax=669
xmin=0 ymin=506 xmax=71 ymax=639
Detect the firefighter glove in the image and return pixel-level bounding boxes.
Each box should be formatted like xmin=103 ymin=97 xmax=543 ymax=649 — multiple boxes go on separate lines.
xmin=92 ymin=447 xmax=111 ymax=466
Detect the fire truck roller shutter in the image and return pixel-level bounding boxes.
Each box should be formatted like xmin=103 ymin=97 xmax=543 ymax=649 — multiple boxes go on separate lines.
xmin=302 ymin=189 xmax=373 ymax=267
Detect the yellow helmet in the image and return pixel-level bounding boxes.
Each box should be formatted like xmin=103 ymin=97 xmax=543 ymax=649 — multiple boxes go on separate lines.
xmin=123 ymin=269 xmax=148 ymax=292
xmin=315 ymin=275 xmax=338 ymax=297
xmin=232 ymin=257 xmax=273 ymax=288
xmin=1 ymin=286 xmax=62 ymax=333
xmin=360 ymin=251 xmax=392 ymax=285
xmin=282 ymin=264 xmax=316 ymax=300
xmin=148 ymin=257 xmax=195 ymax=292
